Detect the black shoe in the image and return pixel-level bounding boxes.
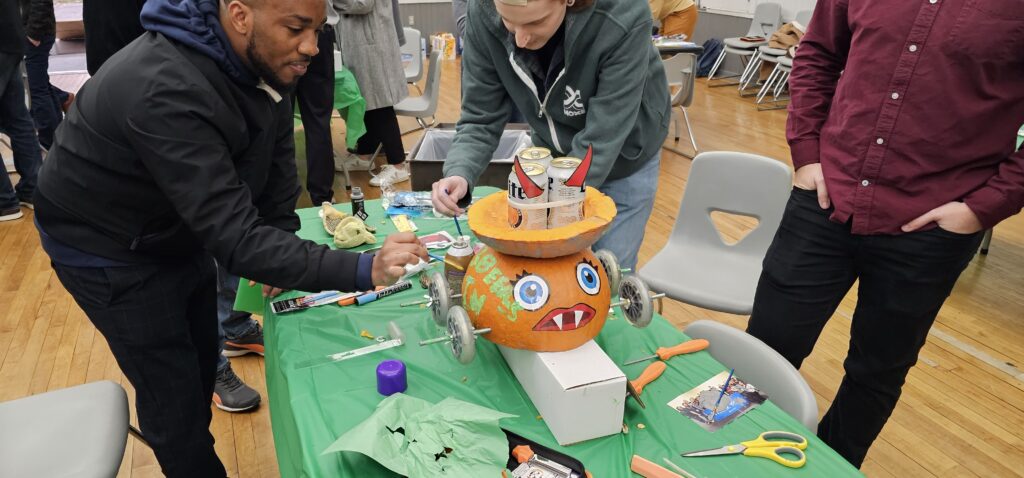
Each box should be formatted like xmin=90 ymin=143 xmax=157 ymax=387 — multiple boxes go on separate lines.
xmin=223 ymin=322 xmax=264 ymax=357
xmin=0 ymin=206 xmax=23 ymax=222
xmin=212 ymin=363 xmax=261 ymax=412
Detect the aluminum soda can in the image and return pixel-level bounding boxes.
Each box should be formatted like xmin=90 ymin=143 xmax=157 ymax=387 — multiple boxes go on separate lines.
xmin=508 ymin=161 xmax=549 ymax=230
xmin=518 ymin=147 xmax=552 ymax=169
xmin=547 ymin=157 xmax=585 ymax=228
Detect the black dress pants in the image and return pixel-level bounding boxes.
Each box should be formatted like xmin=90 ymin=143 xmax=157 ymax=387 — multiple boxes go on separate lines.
xmin=747 ymin=187 xmax=982 ymax=468
xmin=52 ymin=255 xmax=226 ymax=477
xmin=295 ymin=26 xmax=337 ymax=204
xmin=355 ymin=106 xmax=406 ymax=165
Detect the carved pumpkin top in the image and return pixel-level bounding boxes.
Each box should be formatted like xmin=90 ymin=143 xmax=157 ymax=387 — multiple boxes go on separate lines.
xmin=468 ymin=187 xmax=617 ymax=258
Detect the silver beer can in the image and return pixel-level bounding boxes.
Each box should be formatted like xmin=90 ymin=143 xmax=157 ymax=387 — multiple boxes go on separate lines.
xmin=518 ymin=147 xmax=552 ymax=169
xmin=508 ymin=161 xmax=549 ymax=230
xmin=547 ymin=157 xmax=585 ymax=228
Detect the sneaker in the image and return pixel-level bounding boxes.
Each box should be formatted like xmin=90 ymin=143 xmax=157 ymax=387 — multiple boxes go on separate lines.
xmin=0 ymin=206 xmax=23 ymax=222
xmin=223 ymin=322 xmax=264 ymax=357
xmin=213 ymin=363 xmax=261 ymax=412
xmin=18 ymin=198 xmax=33 ymax=210
xmin=335 ymin=153 xmax=374 ymax=172
xmin=369 ymin=164 xmax=411 ymax=187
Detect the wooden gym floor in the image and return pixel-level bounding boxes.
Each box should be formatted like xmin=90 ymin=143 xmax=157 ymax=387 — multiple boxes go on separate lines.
xmin=1 ymin=59 xmax=1021 ymax=477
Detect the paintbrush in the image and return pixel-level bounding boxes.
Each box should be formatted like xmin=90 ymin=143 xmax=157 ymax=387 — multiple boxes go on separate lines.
xmin=710 ymin=368 xmax=735 ymax=423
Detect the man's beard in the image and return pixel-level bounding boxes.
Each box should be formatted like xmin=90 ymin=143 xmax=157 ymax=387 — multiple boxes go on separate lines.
xmin=246 ymin=31 xmax=300 ymax=94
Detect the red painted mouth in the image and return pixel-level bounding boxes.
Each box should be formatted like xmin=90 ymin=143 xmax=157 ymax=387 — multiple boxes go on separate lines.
xmin=533 ymin=304 xmax=597 ymax=332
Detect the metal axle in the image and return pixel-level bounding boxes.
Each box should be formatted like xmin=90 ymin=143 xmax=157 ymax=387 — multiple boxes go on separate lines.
xmin=418 ymin=327 xmax=492 ymax=346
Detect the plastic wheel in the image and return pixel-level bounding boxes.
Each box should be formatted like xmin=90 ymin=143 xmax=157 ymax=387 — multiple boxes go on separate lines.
xmin=619 ymin=276 xmax=653 ymax=328
xmin=446 ymin=306 xmax=477 ymax=364
xmin=427 ymin=271 xmax=451 ymax=327
xmin=594 ymin=249 xmax=622 ymax=293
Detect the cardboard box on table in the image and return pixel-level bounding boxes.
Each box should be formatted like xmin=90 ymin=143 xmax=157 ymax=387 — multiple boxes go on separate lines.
xmin=498 ymin=341 xmax=626 ymax=446
xmin=408 ymin=124 xmax=532 ymax=191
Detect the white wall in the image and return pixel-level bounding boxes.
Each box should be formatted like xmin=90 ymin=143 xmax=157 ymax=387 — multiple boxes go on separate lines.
xmin=698 ymin=0 xmax=816 ymax=22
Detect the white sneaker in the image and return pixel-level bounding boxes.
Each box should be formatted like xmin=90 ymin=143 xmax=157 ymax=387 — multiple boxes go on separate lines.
xmin=369 ymin=165 xmax=411 ymax=187
xmin=335 ymin=153 xmax=374 ymax=172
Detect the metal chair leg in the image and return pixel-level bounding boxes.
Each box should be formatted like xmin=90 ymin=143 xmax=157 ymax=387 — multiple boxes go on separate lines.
xmin=979 ymin=229 xmax=993 ymax=255
xmin=682 ymin=106 xmax=698 ymax=154
xmin=707 ymin=49 xmax=728 ymax=82
xmin=739 ymin=51 xmax=762 ymax=91
xmin=129 ymin=425 xmax=150 ymax=448
xmin=673 ymin=108 xmax=682 ymax=141
xmin=756 ymin=65 xmax=781 ymax=104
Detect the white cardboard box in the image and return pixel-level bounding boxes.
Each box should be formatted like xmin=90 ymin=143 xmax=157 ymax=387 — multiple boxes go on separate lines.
xmin=498 ymin=341 xmax=626 ymax=446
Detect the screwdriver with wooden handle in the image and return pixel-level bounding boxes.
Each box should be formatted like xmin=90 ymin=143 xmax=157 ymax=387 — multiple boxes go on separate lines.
xmin=623 ymin=339 xmax=710 ymax=365
xmin=631 ymin=361 xmax=667 ymax=395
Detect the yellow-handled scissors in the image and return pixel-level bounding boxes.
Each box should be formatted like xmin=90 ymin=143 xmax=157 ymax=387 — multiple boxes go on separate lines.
xmin=680 ymin=431 xmax=808 ymax=468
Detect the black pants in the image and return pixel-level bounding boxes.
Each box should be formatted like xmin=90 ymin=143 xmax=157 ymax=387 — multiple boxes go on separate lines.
xmin=355 ymin=106 xmax=405 ymax=165
xmin=52 ymin=256 xmax=226 ymax=477
xmin=295 ymin=26 xmax=336 ymax=205
xmin=747 ymin=187 xmax=982 ymax=468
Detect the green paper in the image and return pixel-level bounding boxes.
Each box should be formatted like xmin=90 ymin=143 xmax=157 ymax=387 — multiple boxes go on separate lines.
xmin=322 ymin=394 xmax=514 ymax=478
xmin=233 ymin=278 xmax=266 ymax=315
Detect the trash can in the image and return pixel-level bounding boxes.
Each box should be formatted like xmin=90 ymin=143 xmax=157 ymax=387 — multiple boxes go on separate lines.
xmin=408 ymin=124 xmax=532 ymax=191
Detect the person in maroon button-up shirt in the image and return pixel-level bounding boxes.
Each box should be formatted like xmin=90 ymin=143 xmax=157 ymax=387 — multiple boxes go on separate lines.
xmin=746 ymin=0 xmax=1023 ymax=468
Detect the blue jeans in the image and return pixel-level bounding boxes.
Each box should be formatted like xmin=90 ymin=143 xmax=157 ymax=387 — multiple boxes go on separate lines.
xmin=0 ymin=54 xmax=41 ymax=209
xmin=215 ymin=262 xmax=260 ymax=372
xmin=24 ymin=35 xmax=69 ymax=149
xmin=593 ymin=153 xmax=661 ymax=272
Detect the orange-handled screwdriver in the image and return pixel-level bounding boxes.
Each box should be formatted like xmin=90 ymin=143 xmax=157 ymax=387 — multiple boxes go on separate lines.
xmin=630 ymin=361 xmax=667 ymax=395
xmin=623 ymin=339 xmax=710 ymax=365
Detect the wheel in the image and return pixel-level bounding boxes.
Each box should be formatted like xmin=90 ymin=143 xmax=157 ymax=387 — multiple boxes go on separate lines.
xmin=619 ymin=276 xmax=653 ymax=328
xmin=594 ymin=249 xmax=622 ymax=293
xmin=446 ymin=306 xmax=477 ymax=364
xmin=427 ymin=272 xmax=451 ymax=327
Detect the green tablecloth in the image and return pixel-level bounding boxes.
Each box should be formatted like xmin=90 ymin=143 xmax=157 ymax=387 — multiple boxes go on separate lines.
xmin=333 ymin=67 xmax=366 ymax=150
xmin=265 ymin=188 xmax=863 ymax=478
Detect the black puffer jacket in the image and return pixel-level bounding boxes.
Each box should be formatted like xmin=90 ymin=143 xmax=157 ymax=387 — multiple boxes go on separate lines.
xmin=20 ymin=0 xmax=55 ymax=40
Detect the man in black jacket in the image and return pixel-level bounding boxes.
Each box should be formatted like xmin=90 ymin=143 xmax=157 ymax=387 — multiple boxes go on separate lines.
xmin=33 ymin=0 xmax=426 ymax=475
xmin=0 ymin=0 xmax=41 ymax=221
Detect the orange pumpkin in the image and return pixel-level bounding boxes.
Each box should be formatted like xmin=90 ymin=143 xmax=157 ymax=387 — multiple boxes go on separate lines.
xmin=461 ymin=246 xmax=611 ymax=352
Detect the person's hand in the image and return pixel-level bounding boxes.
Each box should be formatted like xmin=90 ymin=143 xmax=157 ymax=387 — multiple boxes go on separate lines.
xmin=372 ymin=232 xmax=429 ymax=286
xmin=794 ymin=163 xmax=830 ymax=209
xmin=27 ymin=36 xmax=40 ymax=47
xmin=901 ymin=202 xmax=984 ymax=235
xmin=249 ymin=280 xmax=286 ymax=298
xmin=431 ymin=176 xmax=469 ymax=216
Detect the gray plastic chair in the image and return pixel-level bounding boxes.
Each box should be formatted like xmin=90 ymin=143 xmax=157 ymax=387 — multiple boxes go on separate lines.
xmin=0 ymin=380 xmax=138 ymax=477
xmin=663 ymin=52 xmax=699 ymax=158
xmin=684 ymin=320 xmax=818 ymax=432
xmin=402 ymin=28 xmax=424 ymax=93
xmin=638 ymin=151 xmax=792 ymax=315
xmin=707 ymin=2 xmax=782 ymax=91
xmin=395 ymin=50 xmax=442 ymax=135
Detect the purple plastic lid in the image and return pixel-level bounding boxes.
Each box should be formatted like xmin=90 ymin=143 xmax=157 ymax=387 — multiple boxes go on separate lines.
xmin=376 ymin=359 xmax=407 ymax=396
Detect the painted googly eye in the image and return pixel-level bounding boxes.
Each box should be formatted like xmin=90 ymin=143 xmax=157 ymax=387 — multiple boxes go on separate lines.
xmin=576 ymin=262 xmax=600 ymax=295
xmin=513 ymin=274 xmax=550 ymax=311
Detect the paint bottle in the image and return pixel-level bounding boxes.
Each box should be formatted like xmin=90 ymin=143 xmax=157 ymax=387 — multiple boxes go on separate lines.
xmin=444 ymin=236 xmax=475 ymax=305
xmin=350 ymin=187 xmax=367 ymax=220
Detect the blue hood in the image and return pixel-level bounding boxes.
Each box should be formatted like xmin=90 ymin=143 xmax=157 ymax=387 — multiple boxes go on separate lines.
xmin=140 ymin=0 xmax=258 ymax=86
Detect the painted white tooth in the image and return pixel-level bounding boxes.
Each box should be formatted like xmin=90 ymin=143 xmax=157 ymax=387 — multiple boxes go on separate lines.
xmin=574 ymin=310 xmax=583 ymax=328
xmin=553 ymin=314 xmax=564 ymax=330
